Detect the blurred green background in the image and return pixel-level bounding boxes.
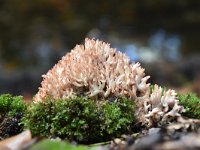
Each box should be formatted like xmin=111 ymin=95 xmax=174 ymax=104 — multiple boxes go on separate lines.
xmin=0 ymin=0 xmax=199 ymax=99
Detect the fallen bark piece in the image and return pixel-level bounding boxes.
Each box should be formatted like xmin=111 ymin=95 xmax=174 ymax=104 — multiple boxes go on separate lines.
xmin=0 ymin=130 xmax=31 ymax=150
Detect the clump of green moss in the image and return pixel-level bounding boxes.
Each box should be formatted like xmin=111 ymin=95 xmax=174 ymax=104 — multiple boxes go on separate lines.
xmin=29 ymin=139 xmax=91 ymax=150
xmin=100 ymin=97 xmax=135 ymax=137
xmin=0 ymin=94 xmax=26 ymax=139
xmin=0 ymin=94 xmax=26 ymax=116
xmin=22 ymin=96 xmax=135 ymax=143
xmin=178 ymin=93 xmax=200 ymax=119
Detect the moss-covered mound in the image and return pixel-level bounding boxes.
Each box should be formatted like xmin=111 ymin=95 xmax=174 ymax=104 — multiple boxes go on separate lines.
xmin=22 ymin=96 xmax=135 ymax=144
xmin=0 ymin=94 xmax=26 ymax=139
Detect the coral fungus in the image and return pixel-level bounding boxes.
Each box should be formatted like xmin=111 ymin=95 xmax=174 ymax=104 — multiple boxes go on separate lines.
xmin=143 ymin=85 xmax=184 ymax=127
xmin=34 ymin=38 xmax=150 ymax=102
xmin=34 ymin=38 xmax=184 ymax=127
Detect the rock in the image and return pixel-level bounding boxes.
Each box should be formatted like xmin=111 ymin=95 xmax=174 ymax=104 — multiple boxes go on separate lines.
xmin=0 ymin=130 xmax=32 ymax=150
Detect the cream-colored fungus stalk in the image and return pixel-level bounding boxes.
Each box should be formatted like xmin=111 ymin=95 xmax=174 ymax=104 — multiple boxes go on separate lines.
xmin=34 ymin=38 xmax=184 ymax=127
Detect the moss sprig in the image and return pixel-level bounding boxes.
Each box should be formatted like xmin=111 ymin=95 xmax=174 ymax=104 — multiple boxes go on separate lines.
xmin=178 ymin=93 xmax=200 ymax=119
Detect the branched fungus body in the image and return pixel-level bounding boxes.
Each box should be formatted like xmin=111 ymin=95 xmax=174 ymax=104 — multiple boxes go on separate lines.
xmin=34 ymin=38 xmax=184 ymax=127
xmin=143 ymin=85 xmax=185 ymax=127
xmin=34 ymin=38 xmax=150 ymax=102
